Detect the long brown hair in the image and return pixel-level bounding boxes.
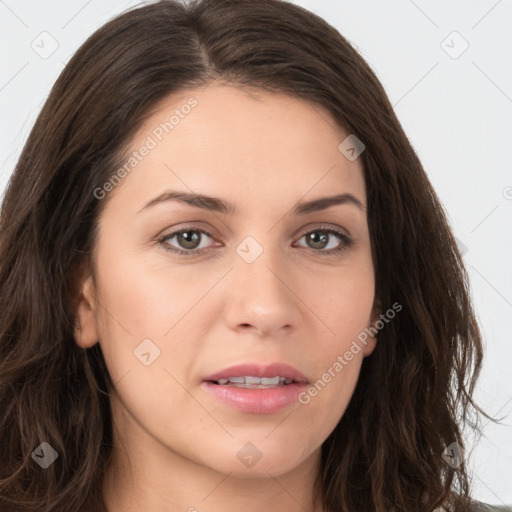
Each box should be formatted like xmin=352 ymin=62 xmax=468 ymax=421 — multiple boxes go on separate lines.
xmin=0 ymin=1 xmax=498 ymax=510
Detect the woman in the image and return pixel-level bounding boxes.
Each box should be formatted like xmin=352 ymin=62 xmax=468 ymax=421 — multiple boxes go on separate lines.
xmin=0 ymin=1 xmax=509 ymax=511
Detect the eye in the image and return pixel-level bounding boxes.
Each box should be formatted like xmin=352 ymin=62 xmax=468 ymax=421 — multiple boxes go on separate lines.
xmin=294 ymin=227 xmax=353 ymax=255
xmin=158 ymin=227 xmax=217 ymax=256
xmin=157 ymin=225 xmax=353 ymax=257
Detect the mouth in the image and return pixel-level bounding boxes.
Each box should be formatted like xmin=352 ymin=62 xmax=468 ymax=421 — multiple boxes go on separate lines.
xmin=202 ymin=362 xmax=309 ymax=387
xmin=207 ymin=375 xmax=300 ymax=389
xmin=201 ymin=363 xmax=310 ymax=414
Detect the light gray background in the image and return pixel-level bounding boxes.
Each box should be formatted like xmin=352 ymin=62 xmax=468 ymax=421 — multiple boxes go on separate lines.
xmin=1 ymin=0 xmax=511 ymax=506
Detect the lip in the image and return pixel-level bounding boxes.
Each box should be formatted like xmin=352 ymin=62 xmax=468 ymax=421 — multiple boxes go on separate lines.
xmin=201 ymin=362 xmax=310 ymax=414
xmin=202 ymin=381 xmax=308 ymax=414
xmin=202 ymin=362 xmax=309 ymax=384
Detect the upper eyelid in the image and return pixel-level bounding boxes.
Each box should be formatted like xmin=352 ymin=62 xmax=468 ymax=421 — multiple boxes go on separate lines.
xmin=160 ymin=220 xmax=351 ymax=238
xmin=160 ymin=223 xmax=349 ymax=239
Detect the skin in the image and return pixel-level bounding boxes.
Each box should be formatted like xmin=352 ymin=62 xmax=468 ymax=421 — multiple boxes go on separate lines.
xmin=74 ymin=83 xmax=380 ymax=512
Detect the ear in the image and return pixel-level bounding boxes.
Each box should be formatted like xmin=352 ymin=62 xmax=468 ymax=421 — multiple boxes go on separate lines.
xmin=362 ymin=297 xmax=382 ymax=357
xmin=369 ymin=297 xmax=382 ymax=327
xmin=73 ymin=265 xmax=100 ymax=349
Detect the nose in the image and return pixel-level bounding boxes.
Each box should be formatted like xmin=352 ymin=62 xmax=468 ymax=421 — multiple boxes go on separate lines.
xmin=222 ymin=242 xmax=302 ymax=337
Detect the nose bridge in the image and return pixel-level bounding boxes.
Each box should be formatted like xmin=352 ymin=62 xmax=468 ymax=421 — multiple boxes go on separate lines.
xmin=234 ymin=233 xmax=287 ymax=298
xmin=224 ymin=232 xmax=300 ymax=335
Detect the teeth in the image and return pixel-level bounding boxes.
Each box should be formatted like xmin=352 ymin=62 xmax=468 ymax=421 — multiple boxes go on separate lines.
xmin=215 ymin=376 xmax=293 ymax=387
xmin=260 ymin=377 xmax=280 ymax=385
xmin=246 ymin=376 xmax=263 ymax=385
xmin=225 ymin=376 xmax=245 ymax=384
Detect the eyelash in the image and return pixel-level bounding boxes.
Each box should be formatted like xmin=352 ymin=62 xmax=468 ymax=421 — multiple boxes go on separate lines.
xmin=157 ymin=225 xmax=353 ymax=257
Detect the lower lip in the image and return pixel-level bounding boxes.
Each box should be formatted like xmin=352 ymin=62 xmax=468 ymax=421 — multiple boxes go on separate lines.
xmin=202 ymin=381 xmax=309 ymax=414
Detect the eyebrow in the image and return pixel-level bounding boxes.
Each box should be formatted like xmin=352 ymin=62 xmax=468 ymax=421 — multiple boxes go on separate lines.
xmin=137 ymin=190 xmax=366 ymax=215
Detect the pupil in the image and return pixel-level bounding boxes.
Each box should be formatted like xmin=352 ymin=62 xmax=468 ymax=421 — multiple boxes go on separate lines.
xmin=308 ymin=232 xmax=327 ymax=249
xmin=178 ymin=231 xmax=200 ymax=249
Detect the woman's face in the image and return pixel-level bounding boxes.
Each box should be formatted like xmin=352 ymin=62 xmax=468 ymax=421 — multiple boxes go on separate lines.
xmin=75 ymin=84 xmax=379 ymax=479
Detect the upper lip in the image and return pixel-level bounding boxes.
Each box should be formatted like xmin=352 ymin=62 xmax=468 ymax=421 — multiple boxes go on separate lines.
xmin=203 ymin=363 xmax=309 ymax=383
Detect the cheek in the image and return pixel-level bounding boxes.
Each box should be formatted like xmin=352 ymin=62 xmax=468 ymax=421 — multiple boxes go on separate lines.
xmin=95 ymin=239 xmax=204 ymax=341
xmin=296 ymin=310 xmax=370 ymax=441
xmin=298 ymin=259 xmax=374 ymax=424
xmin=93 ymin=243 xmax=220 ymax=410
xmin=93 ymin=248 xmax=208 ymax=443
xmin=306 ymin=257 xmax=375 ymax=349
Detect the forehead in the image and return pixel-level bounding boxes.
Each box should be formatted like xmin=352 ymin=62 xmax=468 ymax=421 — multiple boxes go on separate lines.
xmin=105 ymin=84 xmax=366 ymax=216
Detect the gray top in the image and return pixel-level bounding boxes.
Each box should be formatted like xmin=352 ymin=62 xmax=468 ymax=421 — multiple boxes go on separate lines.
xmin=470 ymin=502 xmax=512 ymax=512
xmin=445 ymin=501 xmax=512 ymax=511
xmin=434 ymin=500 xmax=512 ymax=511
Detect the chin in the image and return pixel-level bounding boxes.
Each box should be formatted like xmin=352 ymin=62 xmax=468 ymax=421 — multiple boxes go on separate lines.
xmin=201 ymin=445 xmax=311 ymax=479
